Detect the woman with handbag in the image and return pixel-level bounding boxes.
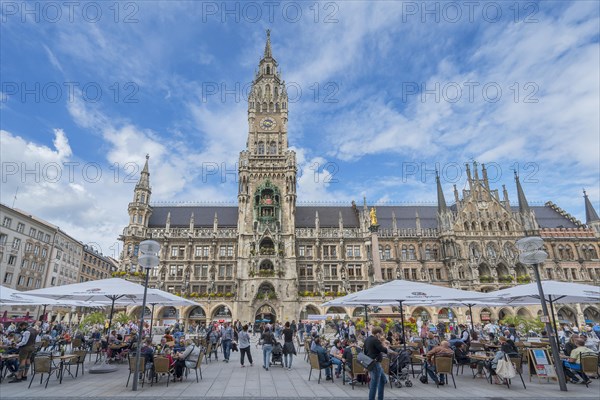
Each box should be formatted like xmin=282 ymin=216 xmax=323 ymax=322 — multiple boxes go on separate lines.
xmin=364 ymin=326 xmax=395 ymax=400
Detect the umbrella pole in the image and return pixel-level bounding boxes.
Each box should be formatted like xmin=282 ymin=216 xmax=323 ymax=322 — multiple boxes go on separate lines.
xmin=398 ymin=300 xmax=407 ymax=351
xmin=548 ymin=296 xmax=561 ymax=350
xmin=468 ymin=304 xmax=475 ymax=334
xmin=107 ymin=297 xmax=116 ymax=335
xmin=364 ymin=304 xmax=369 ymax=337
xmin=133 ymin=272 xmax=151 ymax=391
xmin=149 ymin=303 xmax=156 ymax=337
xmin=39 ymin=304 xmax=47 ymax=322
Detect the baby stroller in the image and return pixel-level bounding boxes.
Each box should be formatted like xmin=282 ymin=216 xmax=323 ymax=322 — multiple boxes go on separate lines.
xmin=271 ymin=341 xmax=284 ymax=367
xmin=389 ymin=349 xmax=413 ymax=388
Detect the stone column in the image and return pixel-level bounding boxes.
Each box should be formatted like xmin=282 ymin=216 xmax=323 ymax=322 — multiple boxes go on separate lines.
xmin=370 ymin=225 xmax=383 ymax=282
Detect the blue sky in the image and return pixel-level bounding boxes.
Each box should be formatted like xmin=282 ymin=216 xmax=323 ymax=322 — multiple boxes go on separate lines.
xmin=1 ymin=1 xmax=599 ymax=257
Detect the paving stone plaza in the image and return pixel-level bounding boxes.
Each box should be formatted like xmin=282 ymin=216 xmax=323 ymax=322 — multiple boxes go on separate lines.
xmin=1 ymin=336 xmax=597 ymax=400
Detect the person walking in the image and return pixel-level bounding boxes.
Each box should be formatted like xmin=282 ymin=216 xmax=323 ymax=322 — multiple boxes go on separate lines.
xmin=221 ymin=322 xmax=233 ymax=363
xmin=239 ymin=324 xmax=253 ymax=367
xmin=261 ymin=326 xmax=275 ymax=371
xmin=364 ymin=326 xmax=395 ymax=400
xmin=282 ymin=322 xmax=296 ymax=370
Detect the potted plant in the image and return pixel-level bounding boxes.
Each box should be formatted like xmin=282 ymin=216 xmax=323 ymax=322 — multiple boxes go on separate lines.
xmin=480 ymin=276 xmax=493 ymax=283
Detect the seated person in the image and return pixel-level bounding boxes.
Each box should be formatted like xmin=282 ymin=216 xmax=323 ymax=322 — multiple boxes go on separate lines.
xmin=487 ymin=337 xmax=519 ymax=384
xmin=454 ymin=342 xmax=470 ymax=365
xmin=139 ymin=338 xmax=154 ymax=373
xmin=342 ymin=338 xmax=362 ymax=382
xmin=448 ymin=334 xmax=464 ymax=348
xmin=313 ymin=337 xmax=333 ymax=380
xmin=562 ymin=337 xmax=594 ymax=384
xmin=564 ymin=334 xmax=579 ymax=356
xmin=426 ymin=332 xmax=440 ymax=352
xmin=173 ymin=337 xmax=186 ymax=353
xmin=163 ymin=330 xmax=174 ymax=343
xmin=329 ymin=339 xmax=345 ymax=378
xmin=425 ymin=341 xmax=454 ymax=385
xmin=173 ymin=339 xmax=201 ymax=381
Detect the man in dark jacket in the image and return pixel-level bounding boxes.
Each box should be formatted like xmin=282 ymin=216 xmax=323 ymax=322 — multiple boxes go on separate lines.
xmin=313 ymin=337 xmax=332 ymax=380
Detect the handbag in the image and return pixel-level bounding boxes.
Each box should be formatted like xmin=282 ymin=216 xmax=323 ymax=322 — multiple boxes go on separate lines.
xmin=495 ymin=357 xmax=516 ymax=380
xmin=232 ymin=341 xmax=238 ymax=352
xmin=357 ymin=352 xmax=377 ymax=371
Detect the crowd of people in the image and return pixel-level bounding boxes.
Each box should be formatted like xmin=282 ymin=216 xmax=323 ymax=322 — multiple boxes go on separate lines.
xmin=1 ymin=315 xmax=599 ymax=395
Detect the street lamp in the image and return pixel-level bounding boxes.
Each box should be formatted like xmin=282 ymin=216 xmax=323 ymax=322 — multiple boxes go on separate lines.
xmin=132 ymin=240 xmax=160 ymax=392
xmin=516 ymin=237 xmax=568 ymax=392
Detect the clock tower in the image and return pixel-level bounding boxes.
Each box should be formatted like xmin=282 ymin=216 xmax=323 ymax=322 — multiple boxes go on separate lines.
xmin=236 ymin=30 xmax=298 ymax=322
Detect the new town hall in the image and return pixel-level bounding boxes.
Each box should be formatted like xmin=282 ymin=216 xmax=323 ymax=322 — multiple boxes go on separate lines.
xmin=119 ymin=32 xmax=600 ymax=328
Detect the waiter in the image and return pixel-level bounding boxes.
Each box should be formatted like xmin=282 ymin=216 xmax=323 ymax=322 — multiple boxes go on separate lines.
xmin=8 ymin=321 xmax=38 ymax=383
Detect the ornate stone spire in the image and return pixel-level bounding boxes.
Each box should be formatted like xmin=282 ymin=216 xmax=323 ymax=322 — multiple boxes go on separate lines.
xmin=515 ymin=171 xmax=530 ymax=214
xmin=584 ymin=189 xmax=600 ymax=224
xmin=436 ymin=170 xmax=448 ymax=214
xmin=136 ymin=154 xmax=150 ymax=190
xmin=264 ymin=29 xmax=272 ymax=59
xmin=189 ymin=212 xmax=195 ymax=230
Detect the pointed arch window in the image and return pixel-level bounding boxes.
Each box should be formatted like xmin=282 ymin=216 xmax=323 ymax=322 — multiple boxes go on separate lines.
xmin=401 ymin=245 xmax=407 ymax=261
xmin=258 ymin=142 xmax=265 ymax=155
xmin=269 ymin=141 xmax=277 ymax=154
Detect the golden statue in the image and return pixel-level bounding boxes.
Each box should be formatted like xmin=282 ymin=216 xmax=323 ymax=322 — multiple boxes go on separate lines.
xmin=370 ymin=207 xmax=378 ymax=226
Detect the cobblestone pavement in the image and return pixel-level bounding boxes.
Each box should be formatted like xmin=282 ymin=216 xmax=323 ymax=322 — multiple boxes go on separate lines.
xmin=1 ymin=338 xmax=598 ymax=399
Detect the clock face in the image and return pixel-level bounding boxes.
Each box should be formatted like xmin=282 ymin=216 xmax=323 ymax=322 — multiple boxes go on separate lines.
xmin=259 ymin=117 xmax=276 ymax=130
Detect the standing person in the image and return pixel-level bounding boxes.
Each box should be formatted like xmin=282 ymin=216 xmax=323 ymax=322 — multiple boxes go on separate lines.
xmin=282 ymin=322 xmax=296 ymax=370
xmin=261 ymin=326 xmax=275 ymax=370
xmin=364 ymin=326 xmax=395 ymax=400
xmin=221 ymin=322 xmax=233 ymax=363
xmin=8 ymin=322 xmax=37 ymax=383
xmin=298 ymin=320 xmax=305 ymax=342
xmin=239 ymin=325 xmax=253 ymax=367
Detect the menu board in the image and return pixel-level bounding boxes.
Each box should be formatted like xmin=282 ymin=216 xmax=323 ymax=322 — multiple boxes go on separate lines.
xmin=528 ymin=348 xmax=557 ymax=380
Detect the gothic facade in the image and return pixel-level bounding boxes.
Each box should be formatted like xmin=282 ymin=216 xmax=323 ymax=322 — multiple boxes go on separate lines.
xmin=119 ymin=32 xmax=600 ymax=327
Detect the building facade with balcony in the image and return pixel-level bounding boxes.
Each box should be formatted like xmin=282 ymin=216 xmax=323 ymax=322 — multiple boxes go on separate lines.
xmin=119 ymin=32 xmax=600 ymax=327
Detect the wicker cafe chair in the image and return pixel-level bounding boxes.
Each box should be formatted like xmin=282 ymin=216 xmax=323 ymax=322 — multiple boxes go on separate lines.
xmin=185 ymin=351 xmax=204 ymax=382
xmin=434 ymin=355 xmax=456 ymax=389
xmin=125 ymin=355 xmax=146 ymax=388
xmin=28 ymin=356 xmax=58 ymax=389
xmin=152 ymin=356 xmax=172 ymax=387
xmin=580 ymin=353 xmax=599 ymax=388
xmin=308 ymin=352 xmax=334 ymax=384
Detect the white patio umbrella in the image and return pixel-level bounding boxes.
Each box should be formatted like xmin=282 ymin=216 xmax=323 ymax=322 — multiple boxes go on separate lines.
xmin=322 ymin=279 xmax=484 ymax=349
xmin=93 ymin=288 xmax=198 ymax=331
xmin=1 ymin=286 xmax=61 ymax=306
xmin=25 ymin=278 xmax=150 ymax=332
xmin=483 ymin=280 xmax=600 ymax=335
xmin=418 ymin=299 xmax=506 ymax=333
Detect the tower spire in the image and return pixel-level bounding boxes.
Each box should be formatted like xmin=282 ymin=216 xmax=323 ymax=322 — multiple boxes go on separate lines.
xmin=514 ymin=170 xmax=530 ymax=214
xmin=583 ymin=189 xmax=600 ymax=224
xmin=264 ymin=29 xmax=272 ymax=58
xmin=436 ymin=170 xmax=448 ymax=213
xmin=136 ymin=154 xmax=150 ymax=189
